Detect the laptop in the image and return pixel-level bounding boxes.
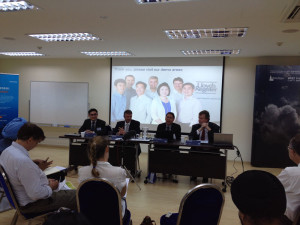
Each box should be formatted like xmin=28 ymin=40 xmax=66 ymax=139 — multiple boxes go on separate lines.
xmin=213 ymin=133 xmax=233 ymax=147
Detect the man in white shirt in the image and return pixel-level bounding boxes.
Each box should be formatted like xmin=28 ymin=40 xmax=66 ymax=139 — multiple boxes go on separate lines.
xmin=130 ymin=81 xmax=152 ymax=124
xmin=171 ymin=77 xmax=184 ymax=106
xmin=177 ymin=83 xmax=202 ymax=127
xmin=145 ymin=76 xmax=159 ymax=99
xmin=0 ymin=123 xmax=76 ymax=214
xmin=277 ymin=134 xmax=300 ymax=224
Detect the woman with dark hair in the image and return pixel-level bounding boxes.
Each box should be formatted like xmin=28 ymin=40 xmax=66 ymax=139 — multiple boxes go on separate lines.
xmin=151 ymin=82 xmax=177 ymax=124
xmin=78 ymin=136 xmax=128 ymax=217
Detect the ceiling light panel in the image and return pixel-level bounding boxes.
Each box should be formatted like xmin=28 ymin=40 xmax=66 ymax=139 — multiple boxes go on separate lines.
xmin=0 ymin=1 xmax=36 ymax=12
xmin=165 ymin=28 xmax=248 ymax=39
xmin=81 ymin=51 xmax=133 ymax=56
xmin=136 ymin=0 xmax=196 ymax=4
xmin=28 ymin=33 xmax=101 ymax=42
xmin=181 ymin=49 xmax=240 ymax=55
xmin=0 ymin=52 xmax=44 ymax=56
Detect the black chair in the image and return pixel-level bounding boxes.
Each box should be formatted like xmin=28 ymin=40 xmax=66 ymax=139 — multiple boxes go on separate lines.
xmin=0 ymin=165 xmax=51 ymax=225
xmin=77 ymin=178 xmax=131 ymax=225
xmin=160 ymin=183 xmax=225 ymax=225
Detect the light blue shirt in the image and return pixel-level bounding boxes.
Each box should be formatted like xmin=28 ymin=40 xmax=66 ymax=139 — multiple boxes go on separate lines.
xmin=0 ymin=142 xmax=52 ymax=206
xmin=111 ymin=92 xmax=126 ymax=122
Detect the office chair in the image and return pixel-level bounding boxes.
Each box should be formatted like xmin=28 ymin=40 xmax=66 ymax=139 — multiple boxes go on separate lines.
xmin=160 ymin=183 xmax=225 ymax=225
xmin=0 ymin=165 xmax=51 ymax=225
xmin=77 ymin=178 xmax=131 ymax=225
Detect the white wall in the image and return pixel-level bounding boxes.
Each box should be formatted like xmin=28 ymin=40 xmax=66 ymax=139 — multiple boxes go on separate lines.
xmin=1 ymin=57 xmax=299 ymax=162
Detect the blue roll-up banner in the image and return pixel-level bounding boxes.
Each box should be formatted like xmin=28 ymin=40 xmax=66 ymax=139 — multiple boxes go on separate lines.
xmin=252 ymin=65 xmax=300 ymax=168
xmin=0 ymin=74 xmax=19 ymax=132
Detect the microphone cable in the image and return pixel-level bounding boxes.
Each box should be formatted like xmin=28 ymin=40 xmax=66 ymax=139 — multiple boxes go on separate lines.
xmin=225 ymin=145 xmax=244 ymax=188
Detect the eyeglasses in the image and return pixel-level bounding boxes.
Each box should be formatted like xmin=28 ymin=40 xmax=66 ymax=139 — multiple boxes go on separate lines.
xmin=287 ymin=146 xmax=294 ymax=151
xmin=90 ymin=113 xmax=97 ymax=116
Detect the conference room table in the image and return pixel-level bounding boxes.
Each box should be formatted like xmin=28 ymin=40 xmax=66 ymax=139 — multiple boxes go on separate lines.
xmin=60 ymin=135 xmax=234 ymax=191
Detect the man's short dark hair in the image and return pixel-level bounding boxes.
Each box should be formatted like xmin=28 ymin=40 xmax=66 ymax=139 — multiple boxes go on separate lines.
xmin=136 ymin=81 xmax=147 ymax=89
xmin=88 ymin=108 xmax=98 ymax=115
xmin=166 ymin=112 xmax=175 ymax=119
xmin=114 ymin=79 xmax=126 ymax=86
xmin=125 ymin=75 xmax=135 ymax=80
xmin=157 ymin=82 xmax=170 ymax=96
xmin=199 ymin=110 xmax=210 ymax=121
xmin=173 ymin=77 xmax=183 ymax=83
xmin=124 ymin=109 xmax=132 ymax=116
xmin=182 ymin=82 xmax=195 ymax=89
xmin=17 ymin=122 xmax=45 ymax=141
xmin=289 ymin=134 xmax=300 ymax=155
xmin=231 ymin=170 xmax=286 ymax=221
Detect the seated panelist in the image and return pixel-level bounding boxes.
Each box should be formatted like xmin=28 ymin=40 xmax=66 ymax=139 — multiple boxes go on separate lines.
xmin=79 ymin=108 xmax=108 ymax=136
xmin=155 ymin=112 xmax=181 ymax=141
xmin=189 ymin=110 xmax=220 ymax=143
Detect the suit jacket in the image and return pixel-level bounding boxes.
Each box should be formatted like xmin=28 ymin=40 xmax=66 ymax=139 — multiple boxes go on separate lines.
xmin=78 ymin=119 xmax=107 ymax=136
xmin=156 ymin=122 xmax=181 ymax=140
xmin=113 ymin=120 xmax=141 ymax=135
xmin=189 ymin=122 xmax=220 ymax=144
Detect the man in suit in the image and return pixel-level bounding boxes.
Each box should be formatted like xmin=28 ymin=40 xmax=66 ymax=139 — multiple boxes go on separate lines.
xmin=156 ymin=112 xmax=181 ymax=141
xmin=189 ymin=110 xmax=220 ymax=143
xmin=189 ymin=110 xmax=220 ymax=183
xmin=113 ymin=110 xmax=141 ymax=177
xmin=78 ymin=108 xmax=108 ymax=136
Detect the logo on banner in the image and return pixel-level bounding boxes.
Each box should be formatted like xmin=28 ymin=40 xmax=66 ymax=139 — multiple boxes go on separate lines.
xmin=195 ymin=81 xmax=217 ymax=94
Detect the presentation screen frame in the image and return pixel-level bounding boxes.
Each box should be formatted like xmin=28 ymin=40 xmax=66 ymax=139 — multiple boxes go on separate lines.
xmin=110 ymin=57 xmax=225 ymax=133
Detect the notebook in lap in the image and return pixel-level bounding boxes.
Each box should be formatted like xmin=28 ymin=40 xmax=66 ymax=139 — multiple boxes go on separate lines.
xmin=213 ymin=133 xmax=233 ymax=147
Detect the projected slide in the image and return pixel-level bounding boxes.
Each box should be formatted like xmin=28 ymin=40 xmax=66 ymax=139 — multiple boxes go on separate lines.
xmin=111 ymin=60 xmax=223 ymax=132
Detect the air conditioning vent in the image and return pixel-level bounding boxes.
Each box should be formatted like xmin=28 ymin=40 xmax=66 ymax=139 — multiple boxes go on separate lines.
xmin=282 ymin=0 xmax=300 ymax=23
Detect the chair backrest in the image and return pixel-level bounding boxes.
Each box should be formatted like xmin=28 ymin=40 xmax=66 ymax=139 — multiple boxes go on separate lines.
xmin=0 ymin=165 xmax=17 ymax=210
xmin=176 ymin=183 xmax=225 ymax=225
xmin=76 ymin=178 xmax=123 ymax=225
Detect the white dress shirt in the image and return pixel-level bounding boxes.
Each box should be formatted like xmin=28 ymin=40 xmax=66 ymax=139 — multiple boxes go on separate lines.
xmin=0 ymin=142 xmax=52 ymax=206
xmin=277 ymin=163 xmax=300 ymax=221
xmin=177 ymin=96 xmax=202 ymax=126
xmin=130 ymin=94 xmax=152 ymax=124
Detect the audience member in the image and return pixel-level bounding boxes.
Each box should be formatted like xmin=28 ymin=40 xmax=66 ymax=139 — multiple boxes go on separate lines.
xmin=78 ymin=108 xmax=107 ymax=136
xmin=277 ymin=134 xmax=300 ymax=224
xmin=151 ymin=82 xmax=177 ymax=124
xmin=177 ymin=83 xmax=202 ymax=126
xmin=111 ymin=79 xmax=126 ymax=122
xmin=124 ymin=75 xmax=136 ymax=109
xmin=231 ymin=170 xmax=287 ymax=225
xmin=78 ymin=136 xmax=129 ymax=218
xmin=0 ymin=117 xmax=27 ymax=154
xmin=130 ymin=81 xmax=152 ymax=124
xmin=145 ymin=76 xmax=159 ymax=99
xmin=0 ymin=123 xmax=76 ymax=214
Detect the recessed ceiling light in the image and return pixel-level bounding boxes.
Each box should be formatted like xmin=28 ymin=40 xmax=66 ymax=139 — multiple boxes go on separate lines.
xmin=81 ymin=51 xmax=133 ymax=56
xmin=0 ymin=1 xmax=37 ymax=12
xmin=181 ymin=49 xmax=240 ymax=55
xmin=136 ymin=0 xmax=196 ymax=4
xmin=165 ymin=28 xmax=248 ymax=39
xmin=0 ymin=52 xmax=44 ymax=56
xmin=28 ymin=33 xmax=101 ymax=42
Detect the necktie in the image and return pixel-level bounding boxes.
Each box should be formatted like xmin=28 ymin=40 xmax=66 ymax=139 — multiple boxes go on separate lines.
xmin=201 ymin=128 xmax=206 ymax=140
xmin=125 ymin=123 xmax=129 ymax=133
xmin=91 ymin=121 xmax=95 ymax=131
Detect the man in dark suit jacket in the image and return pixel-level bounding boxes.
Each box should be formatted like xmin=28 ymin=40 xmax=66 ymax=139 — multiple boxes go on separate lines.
xmin=189 ymin=110 xmax=220 ymax=143
xmin=113 ymin=110 xmax=141 ymax=136
xmin=156 ymin=112 xmax=181 ymax=141
xmin=78 ymin=108 xmax=108 ymax=136
xmin=189 ymin=110 xmax=220 ymax=183
xmin=112 ymin=110 xmax=141 ymax=177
